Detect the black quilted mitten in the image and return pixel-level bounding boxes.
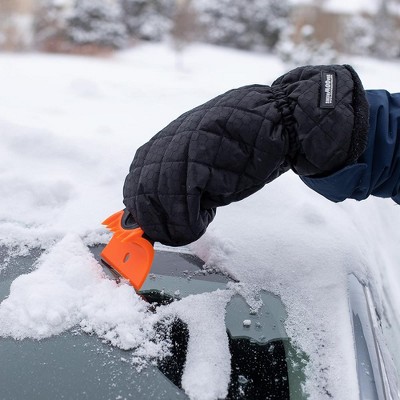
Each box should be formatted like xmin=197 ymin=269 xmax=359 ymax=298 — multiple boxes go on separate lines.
xmin=123 ymin=65 xmax=369 ymax=246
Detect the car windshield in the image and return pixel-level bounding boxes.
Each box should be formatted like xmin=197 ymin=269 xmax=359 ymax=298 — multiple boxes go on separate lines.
xmin=0 ymin=245 xmax=307 ymax=400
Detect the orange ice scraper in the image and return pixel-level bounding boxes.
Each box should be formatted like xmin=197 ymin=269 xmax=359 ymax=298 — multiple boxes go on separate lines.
xmin=101 ymin=209 xmax=154 ymax=291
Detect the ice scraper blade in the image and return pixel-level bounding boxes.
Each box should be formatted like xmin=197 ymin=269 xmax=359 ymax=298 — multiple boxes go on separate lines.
xmin=100 ymin=210 xmax=154 ymax=291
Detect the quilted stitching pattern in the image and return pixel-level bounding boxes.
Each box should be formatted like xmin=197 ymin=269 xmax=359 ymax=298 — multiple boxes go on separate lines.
xmin=124 ymin=65 xmax=368 ymax=245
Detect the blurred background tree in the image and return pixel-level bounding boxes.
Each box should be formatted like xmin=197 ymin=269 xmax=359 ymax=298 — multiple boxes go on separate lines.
xmin=121 ymin=0 xmax=175 ymax=42
xmin=66 ymin=0 xmax=128 ymax=49
xmin=34 ymin=0 xmax=69 ymax=51
xmin=194 ymin=0 xmax=289 ymax=51
xmin=2 ymin=0 xmax=400 ymax=62
xmin=35 ymin=0 xmax=128 ymax=52
xmin=277 ymin=24 xmax=337 ymax=67
xmin=170 ymin=0 xmax=198 ymax=53
xmin=344 ymin=0 xmax=400 ymax=58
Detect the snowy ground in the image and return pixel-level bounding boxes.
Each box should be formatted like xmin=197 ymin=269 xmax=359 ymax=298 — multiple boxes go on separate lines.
xmin=0 ymin=42 xmax=400 ymax=399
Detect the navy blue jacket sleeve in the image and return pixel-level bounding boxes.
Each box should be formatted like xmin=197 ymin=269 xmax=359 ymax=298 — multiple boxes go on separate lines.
xmin=301 ymin=90 xmax=400 ymax=204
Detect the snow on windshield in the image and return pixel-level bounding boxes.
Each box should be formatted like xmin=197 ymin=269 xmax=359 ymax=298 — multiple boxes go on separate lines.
xmin=0 ymin=234 xmax=233 ymax=400
xmin=0 ymin=44 xmax=399 ymax=400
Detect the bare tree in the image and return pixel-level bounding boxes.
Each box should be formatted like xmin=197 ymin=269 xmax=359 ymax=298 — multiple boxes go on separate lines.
xmin=170 ymin=0 xmax=197 ymax=53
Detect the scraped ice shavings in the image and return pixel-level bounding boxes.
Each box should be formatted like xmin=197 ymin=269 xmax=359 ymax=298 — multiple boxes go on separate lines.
xmin=0 ymin=235 xmax=166 ymax=360
xmin=0 ymin=234 xmax=235 ymax=400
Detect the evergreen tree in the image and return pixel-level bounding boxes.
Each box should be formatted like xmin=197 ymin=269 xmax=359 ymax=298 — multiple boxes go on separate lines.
xmin=372 ymin=0 xmax=400 ymax=58
xmin=67 ymin=0 xmax=128 ymax=49
xmin=194 ymin=0 xmax=289 ymax=51
xmin=342 ymin=14 xmax=375 ymax=56
xmin=277 ymin=25 xmax=337 ymax=67
xmin=344 ymin=0 xmax=400 ymax=58
xmin=121 ymin=0 xmax=175 ymax=41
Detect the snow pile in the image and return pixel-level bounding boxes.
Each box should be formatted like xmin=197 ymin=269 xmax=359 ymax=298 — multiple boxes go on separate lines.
xmin=0 ymin=235 xmax=164 ymax=355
